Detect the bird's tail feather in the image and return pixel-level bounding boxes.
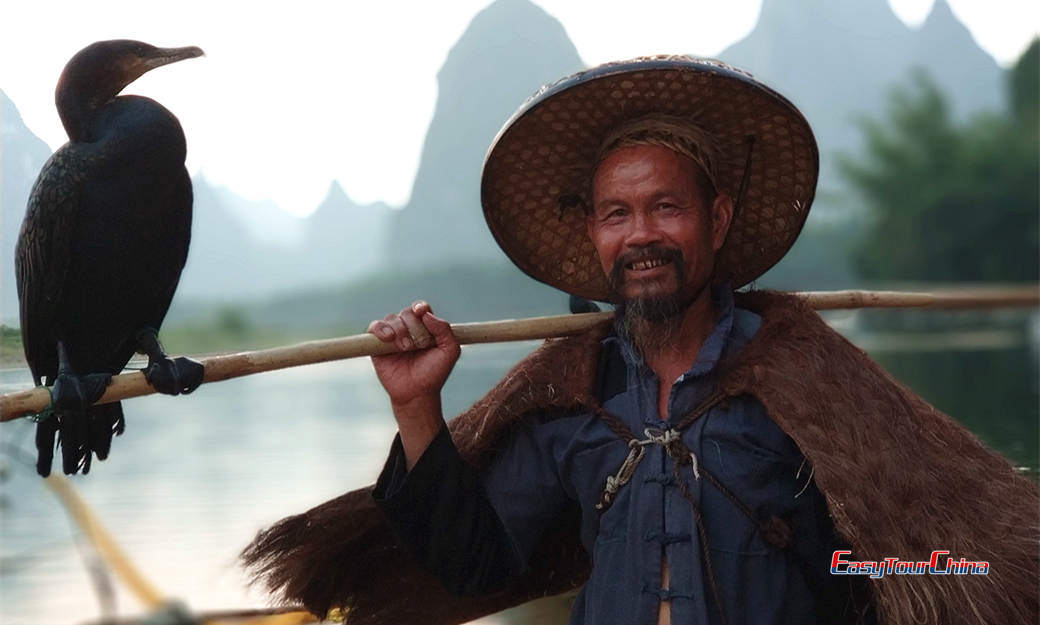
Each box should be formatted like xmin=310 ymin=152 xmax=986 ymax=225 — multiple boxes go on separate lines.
xmin=35 ymin=402 xmax=125 ymax=477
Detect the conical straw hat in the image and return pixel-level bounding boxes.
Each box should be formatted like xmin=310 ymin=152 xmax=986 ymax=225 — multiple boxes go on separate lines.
xmin=481 ymin=55 xmax=819 ymax=300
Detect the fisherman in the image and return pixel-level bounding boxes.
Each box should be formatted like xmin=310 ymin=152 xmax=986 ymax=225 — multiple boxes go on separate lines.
xmin=367 ymin=62 xmax=860 ymax=625
xmin=243 ymin=57 xmax=1037 ymax=625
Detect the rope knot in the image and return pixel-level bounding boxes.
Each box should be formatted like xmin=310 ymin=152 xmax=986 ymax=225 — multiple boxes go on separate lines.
xmin=596 ymin=440 xmax=646 ymax=511
xmin=654 ymin=429 xmax=701 ymax=479
xmin=598 ymin=427 xmax=701 ymax=511
xmin=641 ymin=427 xmax=681 ymax=445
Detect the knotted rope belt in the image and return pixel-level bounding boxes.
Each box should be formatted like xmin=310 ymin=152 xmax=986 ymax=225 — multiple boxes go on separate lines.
xmin=591 ymin=391 xmax=794 ymax=625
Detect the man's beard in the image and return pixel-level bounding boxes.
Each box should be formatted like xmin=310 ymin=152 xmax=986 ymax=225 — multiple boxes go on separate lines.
xmin=608 ymin=245 xmax=707 ymax=360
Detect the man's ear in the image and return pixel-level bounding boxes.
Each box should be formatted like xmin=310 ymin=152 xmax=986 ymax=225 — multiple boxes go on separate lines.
xmin=711 ymin=194 xmax=735 ymax=252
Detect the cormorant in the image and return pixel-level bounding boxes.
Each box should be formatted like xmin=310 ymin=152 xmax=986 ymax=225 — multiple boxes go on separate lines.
xmin=15 ymin=40 xmax=206 ymax=476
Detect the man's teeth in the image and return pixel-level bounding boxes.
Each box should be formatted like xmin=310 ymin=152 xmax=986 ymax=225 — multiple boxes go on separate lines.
xmin=629 ymin=259 xmax=667 ymax=270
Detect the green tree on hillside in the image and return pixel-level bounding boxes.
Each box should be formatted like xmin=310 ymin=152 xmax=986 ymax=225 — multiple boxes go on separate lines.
xmin=841 ymin=39 xmax=1039 ymax=282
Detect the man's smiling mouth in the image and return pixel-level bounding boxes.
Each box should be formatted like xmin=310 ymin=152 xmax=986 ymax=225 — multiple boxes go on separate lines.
xmin=627 ymin=258 xmax=670 ymax=272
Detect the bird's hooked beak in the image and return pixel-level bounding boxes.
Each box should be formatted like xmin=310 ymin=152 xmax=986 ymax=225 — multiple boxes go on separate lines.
xmin=138 ymin=46 xmax=205 ymax=74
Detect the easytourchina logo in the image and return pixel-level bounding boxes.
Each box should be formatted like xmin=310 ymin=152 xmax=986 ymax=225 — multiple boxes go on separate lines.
xmin=830 ymin=550 xmax=990 ymax=579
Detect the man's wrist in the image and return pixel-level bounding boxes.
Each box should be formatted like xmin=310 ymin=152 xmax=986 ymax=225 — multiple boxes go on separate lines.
xmin=391 ymin=394 xmax=445 ymax=470
xmin=391 ymin=393 xmax=443 ymax=424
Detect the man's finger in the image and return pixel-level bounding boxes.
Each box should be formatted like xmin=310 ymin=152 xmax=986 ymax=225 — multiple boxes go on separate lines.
xmin=367 ymin=320 xmax=395 ymax=342
xmin=384 ymin=315 xmax=412 ymax=351
xmin=399 ymin=308 xmax=433 ymax=349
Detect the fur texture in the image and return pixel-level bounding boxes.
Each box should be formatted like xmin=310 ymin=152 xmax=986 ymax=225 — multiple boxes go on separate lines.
xmin=241 ymin=290 xmax=1038 ymax=624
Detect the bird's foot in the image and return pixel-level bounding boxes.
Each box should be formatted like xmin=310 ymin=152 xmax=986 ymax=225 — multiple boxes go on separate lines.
xmin=144 ymin=355 xmax=204 ymax=396
xmin=51 ymin=371 xmax=113 ymax=411
xmin=136 ymin=326 xmax=204 ymax=395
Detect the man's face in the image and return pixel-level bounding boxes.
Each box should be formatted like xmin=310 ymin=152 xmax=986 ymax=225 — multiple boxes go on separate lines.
xmin=587 ymin=144 xmax=733 ymax=317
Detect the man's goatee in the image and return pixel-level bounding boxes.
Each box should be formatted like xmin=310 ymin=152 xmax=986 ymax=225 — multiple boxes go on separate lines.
xmin=608 ymin=245 xmax=692 ymax=360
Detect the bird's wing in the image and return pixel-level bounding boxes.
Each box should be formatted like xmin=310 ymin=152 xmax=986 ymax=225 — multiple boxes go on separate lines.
xmin=15 ymin=144 xmax=96 ymax=384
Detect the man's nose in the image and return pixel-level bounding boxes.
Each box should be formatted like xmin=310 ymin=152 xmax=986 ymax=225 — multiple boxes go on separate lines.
xmin=623 ymin=212 xmax=662 ymax=247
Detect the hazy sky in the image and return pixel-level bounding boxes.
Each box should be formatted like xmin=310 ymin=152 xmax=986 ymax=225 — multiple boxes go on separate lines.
xmin=2 ymin=0 xmax=1036 ymax=216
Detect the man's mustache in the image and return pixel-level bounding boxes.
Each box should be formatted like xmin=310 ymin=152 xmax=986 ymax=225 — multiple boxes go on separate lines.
xmin=609 ymin=245 xmax=684 ymax=284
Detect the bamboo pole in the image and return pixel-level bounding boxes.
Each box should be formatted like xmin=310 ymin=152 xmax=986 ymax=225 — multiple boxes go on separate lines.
xmin=795 ymin=286 xmax=1040 ymax=310
xmin=44 ymin=473 xmax=166 ymax=609
xmin=2 ymin=286 xmax=1036 ymax=422
xmin=0 ymin=311 xmax=613 ymax=421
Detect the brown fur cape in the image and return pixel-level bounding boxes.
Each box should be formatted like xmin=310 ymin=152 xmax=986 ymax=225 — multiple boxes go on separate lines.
xmin=241 ymin=290 xmax=1038 ymax=624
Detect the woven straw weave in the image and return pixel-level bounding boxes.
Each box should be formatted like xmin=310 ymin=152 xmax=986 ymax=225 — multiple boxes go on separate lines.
xmin=481 ymin=56 xmax=819 ymax=300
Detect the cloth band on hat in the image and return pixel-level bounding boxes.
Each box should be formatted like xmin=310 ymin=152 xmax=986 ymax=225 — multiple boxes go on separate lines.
xmin=597 ymin=114 xmax=722 ymax=197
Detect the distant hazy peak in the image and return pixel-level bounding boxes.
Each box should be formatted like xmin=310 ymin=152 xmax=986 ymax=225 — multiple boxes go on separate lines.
xmin=918 ymin=0 xmax=984 ymax=52
xmin=324 ymin=180 xmax=349 ymax=204
xmin=2 ymin=89 xmax=56 ymax=324
xmin=757 ymin=0 xmax=908 ymax=30
xmin=0 ymin=88 xmax=16 ymax=122
xmin=1 ymin=89 xmax=51 ymax=159
xmin=388 ymin=0 xmax=583 ymax=270
xmin=470 ymin=0 xmax=561 ymax=25
xmin=464 ymin=0 xmax=565 ymax=38
xmin=440 ymin=0 xmax=580 ymax=76
xmin=910 ymin=0 xmax=1000 ymax=87
xmin=922 ymin=0 xmax=955 ymax=25
xmin=2 ymin=90 xmax=36 ymax=141
xmin=192 ymin=170 xmax=214 ymax=190
xmin=315 ymin=180 xmax=391 ymax=215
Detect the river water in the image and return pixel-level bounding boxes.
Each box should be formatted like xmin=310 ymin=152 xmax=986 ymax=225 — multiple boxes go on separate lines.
xmin=1 ymin=326 xmax=1036 ymax=625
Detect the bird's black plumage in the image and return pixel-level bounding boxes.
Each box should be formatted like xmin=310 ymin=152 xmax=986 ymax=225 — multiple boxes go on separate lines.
xmin=15 ymin=40 xmax=204 ymax=476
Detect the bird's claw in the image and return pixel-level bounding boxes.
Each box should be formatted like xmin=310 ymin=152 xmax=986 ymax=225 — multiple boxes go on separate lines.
xmin=51 ymin=371 xmax=113 ymax=410
xmin=144 ymin=356 xmax=204 ymax=396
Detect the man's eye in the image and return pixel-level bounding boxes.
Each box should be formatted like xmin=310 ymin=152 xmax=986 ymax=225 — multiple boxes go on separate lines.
xmin=602 ymin=209 xmax=626 ymax=220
